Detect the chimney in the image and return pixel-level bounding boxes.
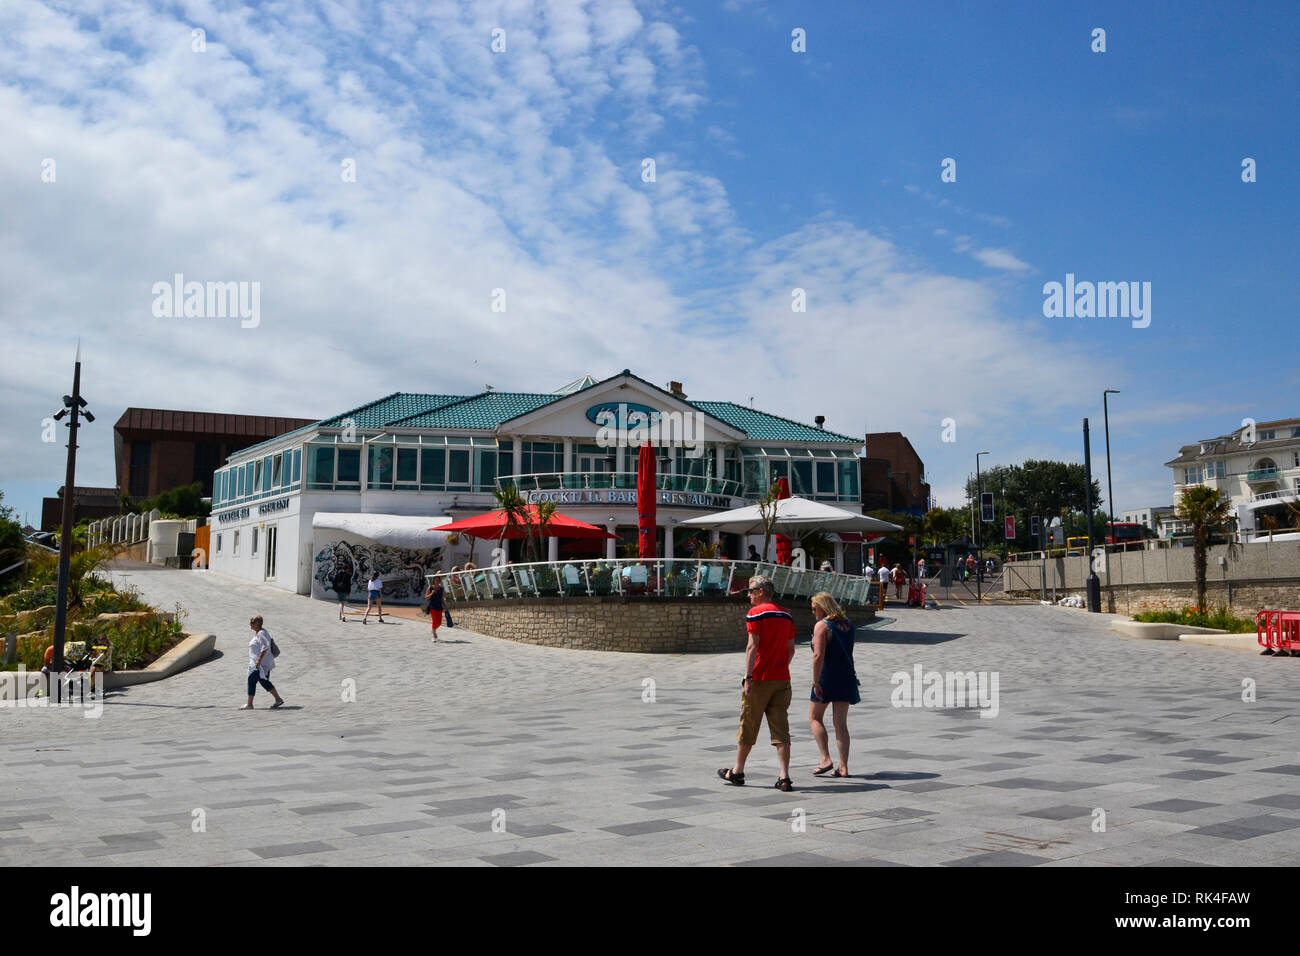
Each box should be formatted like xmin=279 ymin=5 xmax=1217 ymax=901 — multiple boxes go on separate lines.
xmin=814 ymin=415 xmax=826 ymax=429
xmin=668 ymin=381 xmax=686 ymax=398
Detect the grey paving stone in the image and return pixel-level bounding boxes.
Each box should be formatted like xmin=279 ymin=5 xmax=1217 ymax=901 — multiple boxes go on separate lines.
xmin=1134 ymin=799 xmax=1222 ymax=813
xmin=1022 ymin=805 xmax=1094 ymax=820
xmin=1078 ymin=754 xmax=1140 ymax=763
xmin=1160 ymin=769 xmax=1232 ymax=781
xmin=944 ymin=850 xmax=1051 ymax=866
xmin=289 ymin=802 xmax=373 ymax=815
xmin=1185 ymin=815 xmax=1300 ymax=840
xmin=1248 ymin=794 xmax=1300 ymax=810
xmin=1259 ymin=765 xmax=1300 ymax=775
xmin=732 ymin=852 xmax=839 ymax=866
xmin=251 ymin=841 xmax=337 ymax=859
xmin=342 ymin=820 xmax=436 ymax=836
xmin=480 ymin=850 xmax=557 ymax=867
xmin=601 ymin=819 xmax=691 ymax=836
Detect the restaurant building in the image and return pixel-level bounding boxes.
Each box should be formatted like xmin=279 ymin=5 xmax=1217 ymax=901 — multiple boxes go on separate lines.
xmin=206 ymin=370 xmax=864 ymax=600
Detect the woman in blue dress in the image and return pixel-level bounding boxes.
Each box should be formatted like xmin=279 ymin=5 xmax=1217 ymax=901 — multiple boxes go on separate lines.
xmin=809 ymin=591 xmax=860 ymax=778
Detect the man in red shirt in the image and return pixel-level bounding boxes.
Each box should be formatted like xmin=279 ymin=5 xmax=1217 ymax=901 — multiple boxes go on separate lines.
xmin=718 ymin=574 xmax=797 ymax=791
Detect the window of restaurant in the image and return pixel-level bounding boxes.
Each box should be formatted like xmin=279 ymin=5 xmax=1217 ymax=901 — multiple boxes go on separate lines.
xmin=421 ymin=447 xmax=446 ymax=490
xmin=336 ymin=447 xmax=360 ymax=485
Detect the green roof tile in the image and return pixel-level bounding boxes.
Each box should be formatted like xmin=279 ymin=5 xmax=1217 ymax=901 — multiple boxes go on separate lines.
xmin=392 ymin=392 xmax=560 ymax=429
xmin=690 ymin=402 xmax=860 ymax=443
xmin=319 ymin=393 xmax=466 ymax=429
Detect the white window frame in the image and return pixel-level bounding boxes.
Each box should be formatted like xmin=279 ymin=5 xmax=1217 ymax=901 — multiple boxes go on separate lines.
xmin=232 ymin=531 xmax=240 ymax=556
xmin=216 ymin=534 xmax=222 ymax=554
xmin=251 ymin=527 xmax=259 ymax=557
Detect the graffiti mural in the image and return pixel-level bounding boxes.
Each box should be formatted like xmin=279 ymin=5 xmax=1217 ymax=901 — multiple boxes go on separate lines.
xmin=313 ymin=539 xmax=444 ymax=603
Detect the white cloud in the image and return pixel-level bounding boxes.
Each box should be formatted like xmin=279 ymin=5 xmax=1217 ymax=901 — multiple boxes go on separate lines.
xmin=971 ymin=247 xmax=1032 ymax=273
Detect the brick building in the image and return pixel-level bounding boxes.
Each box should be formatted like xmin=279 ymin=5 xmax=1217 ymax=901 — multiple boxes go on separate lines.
xmin=40 ymin=486 xmax=122 ymax=532
xmin=114 ymin=408 xmax=315 ymax=502
xmin=860 ymin=432 xmax=930 ymax=516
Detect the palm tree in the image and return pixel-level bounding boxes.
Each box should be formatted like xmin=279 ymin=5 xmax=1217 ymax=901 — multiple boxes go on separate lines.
xmin=1176 ymin=485 xmax=1238 ymax=609
xmin=532 ymin=499 xmax=557 ymax=563
xmin=491 ymin=484 xmax=528 ymax=564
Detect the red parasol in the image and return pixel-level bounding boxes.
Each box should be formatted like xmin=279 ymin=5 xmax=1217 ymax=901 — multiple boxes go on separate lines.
xmin=774 ymin=477 xmax=793 ymax=565
xmin=637 ymin=445 xmax=657 ymax=559
xmin=431 ymin=505 xmax=617 ymax=540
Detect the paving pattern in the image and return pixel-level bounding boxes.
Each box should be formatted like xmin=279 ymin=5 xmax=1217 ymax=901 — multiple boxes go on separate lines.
xmin=2 ymin=563 xmax=1297 ymax=866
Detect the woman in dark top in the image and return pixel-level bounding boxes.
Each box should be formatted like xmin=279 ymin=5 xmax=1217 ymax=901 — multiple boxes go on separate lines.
xmin=808 ymin=591 xmax=860 ymax=778
xmin=332 ymin=565 xmax=353 ymax=622
xmin=424 ymin=579 xmax=445 ymax=643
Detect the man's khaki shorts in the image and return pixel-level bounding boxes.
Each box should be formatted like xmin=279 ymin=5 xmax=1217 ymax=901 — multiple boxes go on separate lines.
xmin=737 ymin=679 xmax=792 ymax=747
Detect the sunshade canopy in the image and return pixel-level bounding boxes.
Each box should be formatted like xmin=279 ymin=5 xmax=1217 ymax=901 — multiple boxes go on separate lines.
xmin=680 ymin=497 xmax=904 ymax=541
xmin=430 ymin=505 xmax=617 ymax=540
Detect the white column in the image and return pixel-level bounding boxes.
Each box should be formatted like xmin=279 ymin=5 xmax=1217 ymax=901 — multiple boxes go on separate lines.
xmin=834 ymin=541 xmax=843 ymax=572
xmin=563 ymin=439 xmax=573 ymax=475
xmin=665 ymin=523 xmax=675 ymax=560
xmin=512 ymin=438 xmax=523 ymax=480
xmin=548 ymin=537 xmax=559 ymax=562
xmin=615 ymin=443 xmax=626 ymax=479
xmin=606 ymin=518 xmax=617 ymax=560
xmin=715 ymin=443 xmax=725 ymax=479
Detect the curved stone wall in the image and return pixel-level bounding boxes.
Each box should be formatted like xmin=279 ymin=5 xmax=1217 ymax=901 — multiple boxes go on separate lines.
xmin=446 ymin=596 xmax=878 ymax=654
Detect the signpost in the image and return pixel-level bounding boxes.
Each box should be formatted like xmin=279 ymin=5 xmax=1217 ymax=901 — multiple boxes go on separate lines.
xmin=980 ymin=492 xmax=994 ymax=523
xmin=1004 ymin=515 xmax=1015 ymax=540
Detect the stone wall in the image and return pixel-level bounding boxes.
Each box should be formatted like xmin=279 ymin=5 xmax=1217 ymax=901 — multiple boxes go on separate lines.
xmin=1013 ymin=580 xmax=1300 ymax=615
xmin=447 ymin=597 xmax=877 ymax=653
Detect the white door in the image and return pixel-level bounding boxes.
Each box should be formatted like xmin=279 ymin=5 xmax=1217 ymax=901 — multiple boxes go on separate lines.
xmin=264 ymin=525 xmax=277 ymax=580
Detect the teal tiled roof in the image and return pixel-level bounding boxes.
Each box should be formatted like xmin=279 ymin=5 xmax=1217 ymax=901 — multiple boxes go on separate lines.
xmin=690 ymin=402 xmax=860 ymax=443
xmin=319 ymin=393 xmax=465 ymax=429
xmin=392 ymin=392 xmax=560 ymax=429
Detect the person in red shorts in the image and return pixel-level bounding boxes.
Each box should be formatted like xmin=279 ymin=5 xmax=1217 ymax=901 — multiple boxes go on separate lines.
xmin=718 ymin=573 xmax=797 ymax=792
xmin=423 ymin=579 xmax=445 ymax=643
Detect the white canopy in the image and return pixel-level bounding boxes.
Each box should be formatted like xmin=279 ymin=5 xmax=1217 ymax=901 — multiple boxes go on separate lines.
xmin=680 ymin=497 xmax=904 ymax=540
xmin=312 ymin=513 xmax=456 ymax=549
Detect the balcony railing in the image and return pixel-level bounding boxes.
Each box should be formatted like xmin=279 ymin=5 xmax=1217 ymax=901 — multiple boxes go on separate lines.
xmin=1247 ymin=468 xmax=1280 ymax=482
xmin=429 ymin=558 xmax=875 ymax=606
xmin=496 ymin=472 xmax=743 ymax=497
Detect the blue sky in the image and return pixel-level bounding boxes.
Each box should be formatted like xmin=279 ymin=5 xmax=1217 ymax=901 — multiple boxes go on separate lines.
xmin=1 ymin=0 xmax=1296 ymax=526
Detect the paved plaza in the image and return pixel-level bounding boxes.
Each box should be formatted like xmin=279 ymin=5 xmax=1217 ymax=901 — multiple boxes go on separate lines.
xmin=3 ymin=564 xmax=1299 ymax=867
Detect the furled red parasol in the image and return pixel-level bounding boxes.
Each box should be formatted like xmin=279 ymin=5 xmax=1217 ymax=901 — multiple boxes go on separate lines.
xmin=430 ymin=505 xmax=617 ymax=540
xmin=637 ymin=444 xmax=657 ymax=559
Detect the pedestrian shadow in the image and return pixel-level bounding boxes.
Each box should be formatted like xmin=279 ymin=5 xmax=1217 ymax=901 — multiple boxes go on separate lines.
xmin=432 ymin=638 xmax=472 ymax=645
xmin=860 ymin=630 xmax=965 ymax=645
xmin=794 ymin=782 xmax=894 ymax=794
xmin=856 ymin=771 xmax=940 ymax=781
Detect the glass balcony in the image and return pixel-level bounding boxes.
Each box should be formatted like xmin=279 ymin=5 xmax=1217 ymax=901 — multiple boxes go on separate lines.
xmin=497 ymin=472 xmax=743 ymax=498
xmin=1247 ymin=468 xmax=1280 ymax=482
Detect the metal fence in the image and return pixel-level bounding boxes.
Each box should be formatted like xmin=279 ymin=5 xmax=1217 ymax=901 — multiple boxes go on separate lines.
xmin=428 ymin=558 xmax=875 ymax=606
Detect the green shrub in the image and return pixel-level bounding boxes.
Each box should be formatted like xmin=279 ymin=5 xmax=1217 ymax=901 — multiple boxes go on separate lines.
xmin=1133 ymin=606 xmax=1256 ymax=633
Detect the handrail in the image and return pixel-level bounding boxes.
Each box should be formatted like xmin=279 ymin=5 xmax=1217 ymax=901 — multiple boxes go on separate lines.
xmin=427 ymin=558 xmax=875 ymax=606
xmin=495 ymin=472 xmax=743 ymax=497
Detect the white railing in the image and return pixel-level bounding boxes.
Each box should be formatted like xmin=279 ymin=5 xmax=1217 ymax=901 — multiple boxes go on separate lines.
xmin=496 ymin=472 xmax=744 ymax=498
xmin=86 ymin=509 xmax=161 ymax=548
xmin=428 ymin=558 xmax=875 ymax=606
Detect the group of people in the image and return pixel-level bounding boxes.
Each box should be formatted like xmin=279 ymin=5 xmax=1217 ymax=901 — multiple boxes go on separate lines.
xmin=955 ymin=555 xmax=997 ymax=581
xmin=718 ymin=574 xmax=860 ymax=789
xmin=866 ymin=561 xmax=913 ymax=601
xmin=329 ymin=565 xmax=388 ymax=623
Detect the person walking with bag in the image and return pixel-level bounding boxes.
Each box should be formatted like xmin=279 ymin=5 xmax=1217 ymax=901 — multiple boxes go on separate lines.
xmin=242 ymin=615 xmax=284 ymax=710
xmin=423 ymin=578 xmax=446 ymax=643
xmin=332 ymin=563 xmax=353 ymax=622
xmin=808 ymin=592 xmax=859 ymax=777
xmin=362 ymin=571 xmax=385 ymax=624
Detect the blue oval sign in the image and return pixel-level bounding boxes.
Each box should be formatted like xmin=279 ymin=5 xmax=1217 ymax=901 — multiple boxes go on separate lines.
xmin=586 ymin=402 xmax=661 ymax=428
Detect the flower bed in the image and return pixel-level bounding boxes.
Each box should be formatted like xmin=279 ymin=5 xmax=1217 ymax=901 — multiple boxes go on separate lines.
xmin=1132 ymin=606 xmax=1255 ymax=634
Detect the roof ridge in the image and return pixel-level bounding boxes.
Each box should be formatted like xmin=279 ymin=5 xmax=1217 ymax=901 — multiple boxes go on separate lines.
xmin=693 ymin=400 xmax=860 ymax=443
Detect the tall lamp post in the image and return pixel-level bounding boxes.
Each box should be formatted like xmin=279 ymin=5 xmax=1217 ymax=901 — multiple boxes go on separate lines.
xmin=51 ymin=341 xmax=95 ymax=682
xmin=1103 ymin=389 xmax=1120 ymax=554
xmin=976 ymin=451 xmax=989 ymax=602
xmin=1083 ymin=419 xmax=1101 ymax=612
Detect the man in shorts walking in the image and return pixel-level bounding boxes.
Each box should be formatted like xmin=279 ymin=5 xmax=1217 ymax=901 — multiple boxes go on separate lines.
xmin=718 ymin=574 xmax=797 ymax=792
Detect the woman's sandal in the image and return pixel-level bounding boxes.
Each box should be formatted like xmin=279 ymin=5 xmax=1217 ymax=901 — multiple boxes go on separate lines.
xmin=717 ymin=768 xmax=745 ymax=786
xmin=812 ymin=763 xmax=835 ymax=776
xmin=832 ymin=769 xmax=850 ymax=778
xmin=775 ymin=777 xmax=794 ymax=792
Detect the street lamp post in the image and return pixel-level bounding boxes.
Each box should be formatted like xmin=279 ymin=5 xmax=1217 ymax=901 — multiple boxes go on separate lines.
xmin=51 ymin=341 xmax=94 ymax=683
xmin=1083 ymin=419 xmax=1101 ymax=613
xmin=1104 ymin=389 xmax=1120 ymax=556
xmin=976 ymin=451 xmax=989 ymax=602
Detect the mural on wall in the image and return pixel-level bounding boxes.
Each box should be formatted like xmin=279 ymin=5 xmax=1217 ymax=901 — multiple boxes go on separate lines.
xmin=312 ymin=539 xmax=444 ymax=603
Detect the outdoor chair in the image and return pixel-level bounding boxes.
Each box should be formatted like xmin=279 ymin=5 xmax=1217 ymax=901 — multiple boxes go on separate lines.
xmin=513 ymin=568 xmax=538 ymax=596
xmin=622 ymin=564 xmax=649 ymax=594
xmin=560 ymin=564 xmax=587 ymax=596
xmin=695 ymin=564 xmax=725 ymax=595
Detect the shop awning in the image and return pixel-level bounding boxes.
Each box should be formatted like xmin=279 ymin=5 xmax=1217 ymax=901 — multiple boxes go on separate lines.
xmin=313 ymin=512 xmax=455 ymax=548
